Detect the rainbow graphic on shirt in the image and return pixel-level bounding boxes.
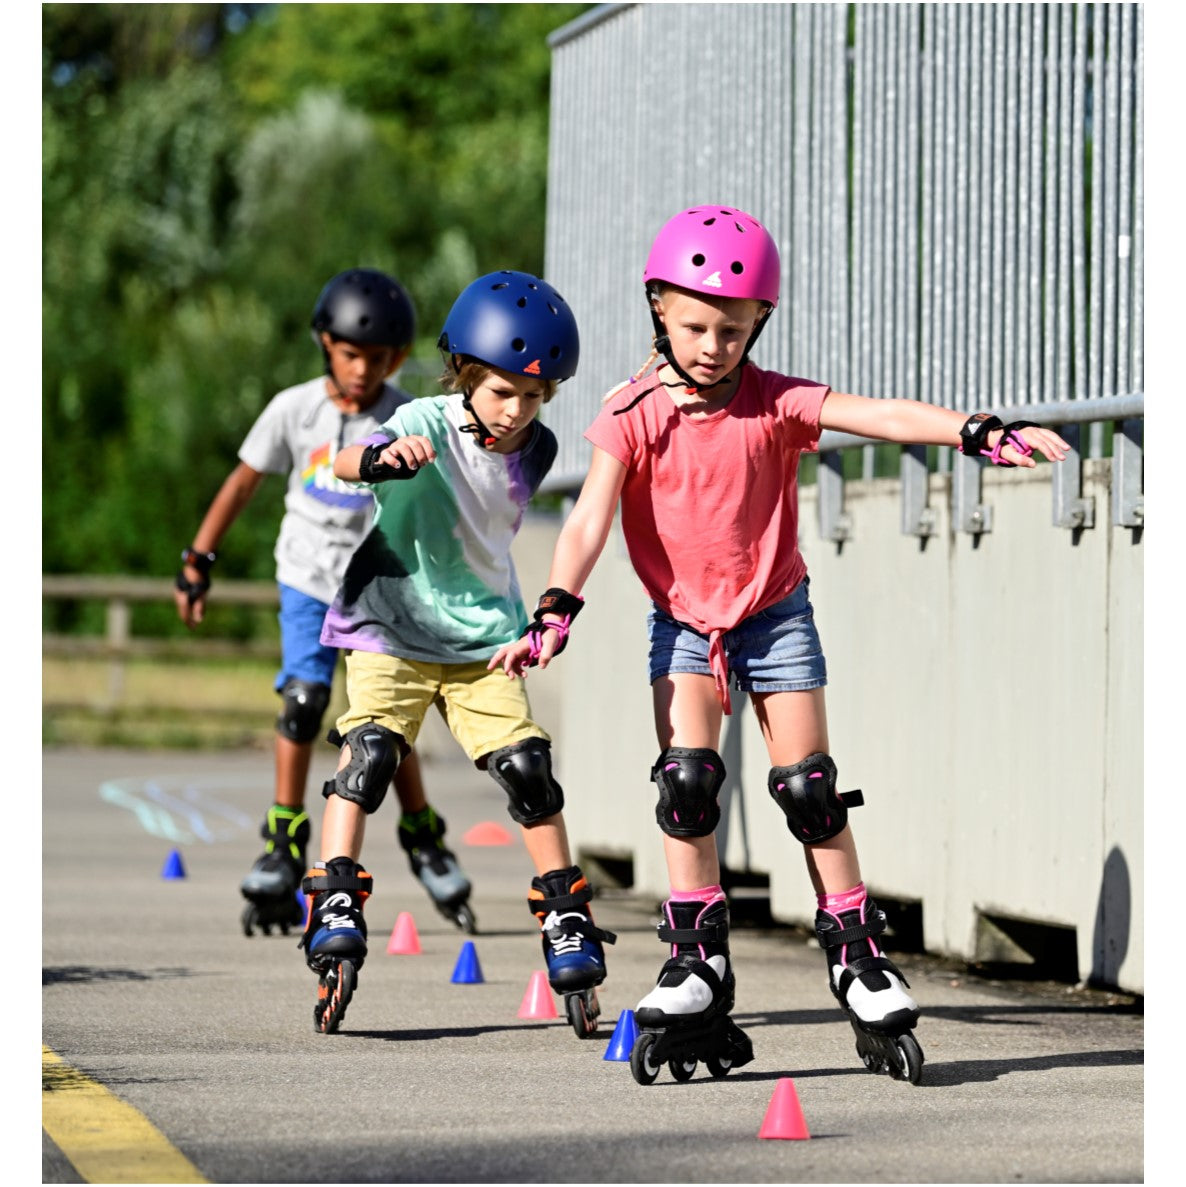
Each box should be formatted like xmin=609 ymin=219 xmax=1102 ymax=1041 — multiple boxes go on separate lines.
xmin=301 ymin=441 xmax=374 ymax=511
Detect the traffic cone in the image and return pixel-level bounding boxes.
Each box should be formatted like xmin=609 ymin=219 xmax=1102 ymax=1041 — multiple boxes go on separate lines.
xmin=386 ymin=911 xmax=422 ymax=955
xmin=161 ymin=850 xmax=186 ymax=880
xmin=758 ymin=1078 xmax=811 ymax=1140
xmin=462 ymin=821 xmax=513 ymax=846
xmin=451 ymin=941 xmax=484 ymax=984
xmin=517 ymin=970 xmax=558 ymax=1019
xmin=603 ymin=1009 xmax=638 ymax=1061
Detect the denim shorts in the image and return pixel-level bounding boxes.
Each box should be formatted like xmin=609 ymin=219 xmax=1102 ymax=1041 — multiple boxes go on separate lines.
xmin=647 ymin=580 xmax=828 ymax=693
xmin=275 ymin=583 xmax=341 ymax=691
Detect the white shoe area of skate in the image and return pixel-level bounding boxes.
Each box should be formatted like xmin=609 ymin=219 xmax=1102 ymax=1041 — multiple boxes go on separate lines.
xmin=637 ymin=954 xmax=727 ymax=1016
xmin=834 ymin=963 xmax=918 ymax=1025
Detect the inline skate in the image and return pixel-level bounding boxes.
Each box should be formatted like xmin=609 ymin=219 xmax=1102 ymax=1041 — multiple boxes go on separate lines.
xmin=240 ymin=805 xmax=309 ymax=936
xmin=815 ymin=895 xmax=924 ymax=1084
xmin=397 ymin=807 xmax=476 ymax=934
xmin=299 ymin=858 xmax=372 ymax=1034
xmin=528 ymin=867 xmax=616 ymax=1038
xmin=630 ymin=896 xmax=753 ymax=1084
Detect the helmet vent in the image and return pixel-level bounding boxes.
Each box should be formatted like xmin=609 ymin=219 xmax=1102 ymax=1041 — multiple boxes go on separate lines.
xmin=547 ymin=302 xmax=558 ymax=316
xmin=511 ymin=337 xmax=526 ymax=352
xmin=692 ymin=253 xmax=706 ymax=266
xmin=549 ymin=346 xmax=561 ymax=359
xmin=492 ymin=282 xmax=509 ymax=290
xmin=731 ymin=262 xmax=744 ymax=274
xmin=703 ymin=217 xmax=716 ymax=226
xmin=734 ymin=221 xmax=746 ymax=233
xmin=517 ymin=297 xmax=528 ymax=308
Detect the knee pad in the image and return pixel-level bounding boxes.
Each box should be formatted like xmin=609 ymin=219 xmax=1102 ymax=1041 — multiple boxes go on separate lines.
xmin=487 ymin=739 xmax=565 ymax=825
xmin=652 ymin=747 xmax=725 ymax=837
xmin=323 ymin=723 xmax=401 ymax=814
xmin=767 ymin=752 xmax=864 ymax=844
xmin=275 ymin=678 xmax=331 ymax=744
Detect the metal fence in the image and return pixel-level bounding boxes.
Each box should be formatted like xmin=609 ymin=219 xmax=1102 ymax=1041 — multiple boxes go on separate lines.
xmin=540 ymin=3 xmax=1143 ymax=533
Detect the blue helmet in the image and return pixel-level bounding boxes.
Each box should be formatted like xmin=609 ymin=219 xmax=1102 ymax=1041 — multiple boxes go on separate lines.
xmin=437 ymin=271 xmax=579 ymax=381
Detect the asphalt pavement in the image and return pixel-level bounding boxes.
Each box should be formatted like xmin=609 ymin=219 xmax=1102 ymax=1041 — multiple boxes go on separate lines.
xmin=41 ymin=745 xmax=1144 ymax=1184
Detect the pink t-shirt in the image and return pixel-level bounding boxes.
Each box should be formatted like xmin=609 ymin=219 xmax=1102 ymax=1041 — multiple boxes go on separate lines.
xmin=585 ymin=364 xmax=829 ymax=709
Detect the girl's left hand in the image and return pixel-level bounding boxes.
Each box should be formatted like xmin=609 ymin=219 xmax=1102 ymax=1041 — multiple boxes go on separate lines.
xmin=988 ymin=423 xmax=1072 ymax=467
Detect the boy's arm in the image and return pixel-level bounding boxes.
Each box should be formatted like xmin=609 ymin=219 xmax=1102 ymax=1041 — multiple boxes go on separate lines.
xmin=490 ymin=446 xmax=627 ymax=676
xmin=334 ymin=435 xmax=436 ymax=482
xmin=819 ymin=391 xmax=1070 ymax=467
xmin=174 ymin=461 xmax=265 ymax=628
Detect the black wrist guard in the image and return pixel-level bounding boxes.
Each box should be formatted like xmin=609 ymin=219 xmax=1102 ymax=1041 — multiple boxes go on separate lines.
xmin=533 ymin=588 xmax=584 ymax=623
xmin=176 ymin=547 xmax=216 ymax=604
xmin=958 ymin=412 xmax=1003 ymax=457
xmin=358 ymin=442 xmax=418 ymax=483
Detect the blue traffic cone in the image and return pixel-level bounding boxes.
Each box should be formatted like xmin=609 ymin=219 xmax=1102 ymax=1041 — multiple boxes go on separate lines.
xmin=603 ymin=1008 xmax=639 ymax=1061
xmin=451 ymin=940 xmax=484 ymax=984
xmin=161 ymin=849 xmax=186 ymax=880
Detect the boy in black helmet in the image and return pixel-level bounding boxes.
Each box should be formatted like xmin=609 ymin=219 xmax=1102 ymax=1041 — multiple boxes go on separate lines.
xmin=175 ymin=268 xmax=476 ymax=938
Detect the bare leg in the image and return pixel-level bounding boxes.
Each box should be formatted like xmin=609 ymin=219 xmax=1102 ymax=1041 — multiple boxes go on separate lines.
xmin=274 ymin=736 xmax=312 ymax=809
xmin=751 ymin=687 xmax=862 ymax=895
xmin=319 ymin=744 xmax=369 ymax=861
xmin=518 ymin=815 xmax=573 ymax=876
xmin=391 ymin=749 xmax=428 ymax=814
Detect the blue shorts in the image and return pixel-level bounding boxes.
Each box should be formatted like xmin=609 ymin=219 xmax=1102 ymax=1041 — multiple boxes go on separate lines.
xmin=647 ymin=580 xmax=828 ymax=693
xmin=275 ymin=584 xmax=341 ymax=692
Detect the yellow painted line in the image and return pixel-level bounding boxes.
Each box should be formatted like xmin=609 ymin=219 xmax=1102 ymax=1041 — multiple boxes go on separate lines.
xmin=42 ymin=1046 xmax=208 ymax=1184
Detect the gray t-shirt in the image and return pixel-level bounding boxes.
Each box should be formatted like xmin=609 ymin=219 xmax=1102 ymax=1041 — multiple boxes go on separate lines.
xmin=238 ymin=376 xmax=412 ymax=604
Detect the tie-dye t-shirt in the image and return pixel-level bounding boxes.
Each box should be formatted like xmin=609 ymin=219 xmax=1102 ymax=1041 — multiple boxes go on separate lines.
xmin=320 ymin=394 xmax=557 ymax=664
xmin=237 ymin=376 xmax=412 ymax=605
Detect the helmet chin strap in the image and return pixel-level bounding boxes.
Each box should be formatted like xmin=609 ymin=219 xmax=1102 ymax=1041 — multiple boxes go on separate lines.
xmin=460 ymin=394 xmax=498 ymax=449
xmin=647 ymin=299 xmax=773 ymax=395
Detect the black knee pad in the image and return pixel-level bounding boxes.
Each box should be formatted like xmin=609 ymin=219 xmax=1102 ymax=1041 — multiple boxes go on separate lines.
xmin=767 ymin=752 xmax=864 ymax=844
xmin=487 ymin=739 xmax=565 ymax=825
xmin=323 ymin=723 xmax=401 ymax=814
xmin=275 ymin=678 xmax=331 ymax=744
xmin=652 ymin=747 xmax=725 ymax=837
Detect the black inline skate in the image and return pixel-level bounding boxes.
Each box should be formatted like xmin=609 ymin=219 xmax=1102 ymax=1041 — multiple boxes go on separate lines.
xmin=397 ymin=807 xmax=476 ymax=934
xmin=815 ymin=896 xmax=924 ymax=1084
xmin=528 ymin=866 xmax=617 ymax=1038
xmin=240 ymin=805 xmax=309 ymax=936
xmin=630 ymin=896 xmax=754 ymax=1084
xmin=299 ymin=858 xmax=372 ymax=1034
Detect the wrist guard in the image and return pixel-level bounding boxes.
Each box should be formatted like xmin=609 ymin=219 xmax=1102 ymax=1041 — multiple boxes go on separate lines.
xmin=521 ymin=588 xmax=584 ymax=665
xmin=176 ymin=546 xmax=216 ymax=603
xmin=959 ymin=414 xmax=1037 ymax=467
xmin=358 ymin=442 xmax=419 ymax=483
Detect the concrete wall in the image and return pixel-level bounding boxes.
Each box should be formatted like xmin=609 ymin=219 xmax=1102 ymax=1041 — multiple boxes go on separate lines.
xmin=509 ymin=459 xmax=1143 ymax=995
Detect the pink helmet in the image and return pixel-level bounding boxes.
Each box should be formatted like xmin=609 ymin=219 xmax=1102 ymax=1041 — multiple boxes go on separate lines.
xmin=643 ymin=206 xmax=780 ymax=306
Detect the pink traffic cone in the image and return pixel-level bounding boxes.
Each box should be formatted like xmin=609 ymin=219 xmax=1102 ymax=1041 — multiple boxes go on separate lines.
xmin=517 ymin=970 xmax=558 ymax=1019
xmin=462 ymin=821 xmax=513 ymax=846
xmin=758 ymin=1078 xmax=811 ymax=1140
xmin=386 ymin=911 xmax=422 ymax=955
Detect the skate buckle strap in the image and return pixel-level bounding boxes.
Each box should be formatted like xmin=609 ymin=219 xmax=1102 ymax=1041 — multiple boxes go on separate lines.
xmin=657 ymin=920 xmax=730 ymax=946
xmin=527 ymin=884 xmax=591 ymax=914
xmin=301 ymin=870 xmax=373 ymax=896
xmin=818 ymin=917 xmax=884 ymax=947
xmin=836 ymin=953 xmax=910 ymax=993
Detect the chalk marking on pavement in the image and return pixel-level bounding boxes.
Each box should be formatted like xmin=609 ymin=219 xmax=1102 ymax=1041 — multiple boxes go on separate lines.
xmin=99 ymin=775 xmax=255 ymax=844
xmin=42 ymin=1046 xmax=208 ymax=1184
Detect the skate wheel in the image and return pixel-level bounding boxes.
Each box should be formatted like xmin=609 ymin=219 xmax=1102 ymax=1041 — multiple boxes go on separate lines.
xmin=706 ymin=1053 xmax=733 ymax=1079
xmin=668 ymin=1057 xmax=697 ymax=1082
xmin=565 ymin=990 xmax=599 ymax=1039
xmin=315 ymin=960 xmax=357 ymax=1035
xmin=629 ymin=1032 xmax=661 ymax=1086
xmin=892 ymin=1032 xmax=924 ymax=1084
xmin=240 ymin=903 xmax=258 ymax=937
xmin=455 ymin=903 xmax=478 ymax=935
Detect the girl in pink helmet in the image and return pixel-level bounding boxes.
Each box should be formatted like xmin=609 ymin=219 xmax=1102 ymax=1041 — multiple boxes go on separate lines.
xmin=491 ymin=205 xmax=1069 ymax=1085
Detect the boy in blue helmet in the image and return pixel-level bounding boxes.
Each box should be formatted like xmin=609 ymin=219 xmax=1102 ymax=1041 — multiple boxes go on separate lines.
xmin=298 ymin=271 xmax=615 ymax=1038
xmin=175 ymin=269 xmax=475 ymax=938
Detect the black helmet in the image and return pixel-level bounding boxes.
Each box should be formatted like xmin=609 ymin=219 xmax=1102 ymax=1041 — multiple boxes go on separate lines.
xmin=311 ymin=268 xmax=416 ymax=349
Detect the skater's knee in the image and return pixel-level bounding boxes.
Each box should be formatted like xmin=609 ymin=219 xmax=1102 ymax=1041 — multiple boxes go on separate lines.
xmin=323 ymin=723 xmax=403 ymax=814
xmin=276 ymin=678 xmax=331 ymax=744
xmin=767 ymin=752 xmax=864 ymax=844
xmin=486 ymin=738 xmax=564 ymax=825
xmin=652 ymin=748 xmax=724 ymax=837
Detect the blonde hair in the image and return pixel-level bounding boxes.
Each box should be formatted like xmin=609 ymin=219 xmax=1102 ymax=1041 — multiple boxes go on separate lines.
xmin=602 ymin=342 xmax=662 ymax=404
xmin=441 ymin=355 xmax=558 ymax=404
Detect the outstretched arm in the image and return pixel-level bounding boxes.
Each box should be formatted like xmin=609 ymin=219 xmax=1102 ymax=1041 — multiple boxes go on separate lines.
xmin=334 ymin=435 xmax=436 ymax=482
xmin=174 ymin=461 xmax=265 ymax=628
xmin=820 ymin=391 xmax=1070 ymax=467
xmin=489 ymin=445 xmax=627 ymax=676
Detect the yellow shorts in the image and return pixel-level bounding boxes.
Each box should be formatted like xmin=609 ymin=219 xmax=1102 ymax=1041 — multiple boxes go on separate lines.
xmin=335 ymin=649 xmax=549 ymax=762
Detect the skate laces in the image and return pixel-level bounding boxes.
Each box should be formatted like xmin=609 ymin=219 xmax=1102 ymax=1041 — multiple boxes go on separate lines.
xmin=542 ymin=910 xmax=588 ymax=955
